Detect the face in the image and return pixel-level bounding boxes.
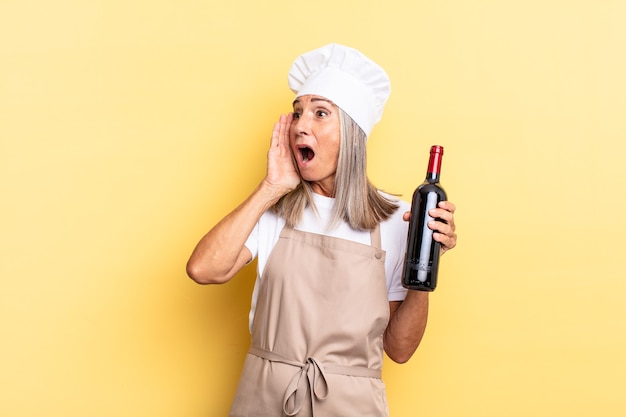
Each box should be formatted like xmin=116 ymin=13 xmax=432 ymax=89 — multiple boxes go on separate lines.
xmin=290 ymin=95 xmax=341 ymax=197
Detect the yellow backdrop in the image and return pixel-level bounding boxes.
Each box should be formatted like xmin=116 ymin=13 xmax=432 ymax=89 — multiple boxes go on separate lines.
xmin=2 ymin=1 xmax=625 ymax=416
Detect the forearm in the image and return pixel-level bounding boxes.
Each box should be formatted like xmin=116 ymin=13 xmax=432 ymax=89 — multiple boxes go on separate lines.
xmin=383 ymin=290 xmax=429 ymax=363
xmin=186 ymin=180 xmax=284 ymax=284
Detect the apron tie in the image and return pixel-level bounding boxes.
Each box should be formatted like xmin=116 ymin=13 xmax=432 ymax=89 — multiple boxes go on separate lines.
xmin=248 ymin=346 xmax=382 ymax=416
xmin=283 ymin=356 xmax=329 ymax=416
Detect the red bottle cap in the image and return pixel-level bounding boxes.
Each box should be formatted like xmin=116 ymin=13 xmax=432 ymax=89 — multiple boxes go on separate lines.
xmin=428 ymin=145 xmax=444 ymax=174
xmin=430 ymin=145 xmax=444 ymax=155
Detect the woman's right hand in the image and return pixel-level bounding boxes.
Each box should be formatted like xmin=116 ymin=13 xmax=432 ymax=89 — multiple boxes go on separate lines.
xmin=264 ymin=113 xmax=301 ymax=198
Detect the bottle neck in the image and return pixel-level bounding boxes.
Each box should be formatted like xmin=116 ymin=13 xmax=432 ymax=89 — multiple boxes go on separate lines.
xmin=425 ymin=145 xmax=444 ymax=183
xmin=425 ymin=172 xmax=441 ymax=183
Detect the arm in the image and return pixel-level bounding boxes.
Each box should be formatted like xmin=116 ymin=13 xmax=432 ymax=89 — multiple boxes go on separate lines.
xmin=186 ymin=113 xmax=300 ymax=284
xmin=383 ymin=201 xmax=457 ymax=363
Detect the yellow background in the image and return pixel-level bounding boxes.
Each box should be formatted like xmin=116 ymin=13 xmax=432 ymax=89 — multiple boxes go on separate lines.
xmin=2 ymin=1 xmax=625 ymax=416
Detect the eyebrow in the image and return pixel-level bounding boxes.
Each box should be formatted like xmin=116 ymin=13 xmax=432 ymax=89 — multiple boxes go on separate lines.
xmin=292 ymin=97 xmax=335 ymax=106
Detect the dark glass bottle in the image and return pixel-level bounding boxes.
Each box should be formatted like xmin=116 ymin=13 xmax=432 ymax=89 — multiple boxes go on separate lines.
xmin=402 ymin=145 xmax=447 ymax=291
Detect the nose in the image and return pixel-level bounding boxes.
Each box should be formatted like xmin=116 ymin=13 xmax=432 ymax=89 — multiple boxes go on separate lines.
xmin=293 ymin=113 xmax=311 ymax=136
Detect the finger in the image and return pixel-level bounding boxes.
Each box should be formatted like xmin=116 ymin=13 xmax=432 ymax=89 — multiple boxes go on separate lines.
xmin=427 ymin=219 xmax=450 ymax=234
xmin=439 ymin=200 xmax=456 ymax=213
xmin=402 ymin=211 xmax=411 ymax=222
xmin=429 ymin=202 xmax=456 ymax=228
xmin=284 ymin=112 xmax=293 ymax=131
xmin=433 ymin=229 xmax=457 ymax=251
xmin=270 ymin=117 xmax=282 ymax=148
xmin=278 ymin=113 xmax=293 ymax=155
xmin=278 ymin=114 xmax=287 ymax=142
xmin=436 ymin=236 xmax=457 ymax=254
xmin=428 ymin=208 xmax=454 ymax=227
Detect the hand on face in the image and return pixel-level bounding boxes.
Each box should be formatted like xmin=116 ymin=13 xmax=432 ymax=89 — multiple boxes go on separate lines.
xmin=264 ymin=113 xmax=301 ymax=198
xmin=403 ymin=201 xmax=457 ymax=255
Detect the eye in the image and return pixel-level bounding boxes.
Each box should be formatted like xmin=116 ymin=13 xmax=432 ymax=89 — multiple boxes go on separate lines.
xmin=292 ymin=111 xmax=301 ymax=119
xmin=316 ymin=110 xmax=329 ymax=117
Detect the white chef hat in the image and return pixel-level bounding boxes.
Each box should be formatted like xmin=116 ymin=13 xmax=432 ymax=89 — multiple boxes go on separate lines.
xmin=288 ymin=43 xmax=391 ymax=138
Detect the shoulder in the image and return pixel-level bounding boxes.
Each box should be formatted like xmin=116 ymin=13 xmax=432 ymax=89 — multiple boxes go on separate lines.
xmin=258 ymin=208 xmax=284 ymax=224
xmin=257 ymin=209 xmax=286 ymax=236
xmin=245 ymin=209 xmax=285 ymax=257
xmin=377 ymin=191 xmax=410 ymax=249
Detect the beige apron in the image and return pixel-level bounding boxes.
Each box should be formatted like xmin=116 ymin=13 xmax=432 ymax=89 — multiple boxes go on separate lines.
xmin=229 ymin=224 xmax=391 ymax=417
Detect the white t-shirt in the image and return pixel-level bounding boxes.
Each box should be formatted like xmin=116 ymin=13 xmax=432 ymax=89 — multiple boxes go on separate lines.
xmin=244 ymin=192 xmax=411 ymax=330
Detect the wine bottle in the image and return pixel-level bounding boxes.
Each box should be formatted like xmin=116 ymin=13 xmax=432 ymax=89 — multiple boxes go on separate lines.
xmin=402 ymin=145 xmax=447 ymax=291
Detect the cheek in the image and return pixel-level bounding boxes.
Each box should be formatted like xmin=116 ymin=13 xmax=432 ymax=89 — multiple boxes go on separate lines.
xmin=325 ymin=133 xmax=341 ymax=160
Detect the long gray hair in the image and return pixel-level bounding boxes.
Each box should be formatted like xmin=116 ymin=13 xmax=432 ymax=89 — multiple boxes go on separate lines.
xmin=272 ymin=108 xmax=399 ymax=231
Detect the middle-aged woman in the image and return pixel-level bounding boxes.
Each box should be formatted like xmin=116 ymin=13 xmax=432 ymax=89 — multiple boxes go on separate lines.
xmin=187 ymin=43 xmax=457 ymax=417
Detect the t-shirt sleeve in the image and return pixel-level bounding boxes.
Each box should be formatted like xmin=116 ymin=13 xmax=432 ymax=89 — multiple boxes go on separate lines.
xmin=387 ymin=244 xmax=408 ymax=301
xmin=385 ymin=198 xmax=411 ymax=302
xmin=244 ymin=221 xmax=260 ymax=263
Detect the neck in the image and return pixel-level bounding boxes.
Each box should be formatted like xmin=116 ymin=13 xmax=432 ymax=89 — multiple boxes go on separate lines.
xmin=310 ymin=180 xmax=335 ymax=197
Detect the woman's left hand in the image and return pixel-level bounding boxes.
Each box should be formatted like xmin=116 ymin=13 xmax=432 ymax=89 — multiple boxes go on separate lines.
xmin=403 ymin=201 xmax=457 ymax=255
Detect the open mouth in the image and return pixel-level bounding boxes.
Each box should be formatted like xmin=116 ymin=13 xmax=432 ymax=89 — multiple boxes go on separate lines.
xmin=298 ymin=146 xmax=315 ymax=163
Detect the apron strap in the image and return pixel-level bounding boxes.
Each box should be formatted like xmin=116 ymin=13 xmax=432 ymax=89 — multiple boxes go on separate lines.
xmin=249 ymin=346 xmax=382 ymax=416
xmin=370 ymin=223 xmax=381 ymax=249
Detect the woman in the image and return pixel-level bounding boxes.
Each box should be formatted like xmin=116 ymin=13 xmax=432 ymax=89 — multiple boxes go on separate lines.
xmin=187 ymin=43 xmax=457 ymax=417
